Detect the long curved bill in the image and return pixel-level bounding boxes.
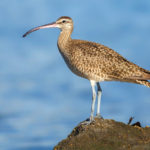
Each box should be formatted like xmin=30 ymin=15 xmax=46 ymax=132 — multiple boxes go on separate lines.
xmin=23 ymin=22 xmax=57 ymax=38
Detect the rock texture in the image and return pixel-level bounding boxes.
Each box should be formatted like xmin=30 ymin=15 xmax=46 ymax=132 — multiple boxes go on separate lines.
xmin=54 ymin=118 xmax=150 ymax=150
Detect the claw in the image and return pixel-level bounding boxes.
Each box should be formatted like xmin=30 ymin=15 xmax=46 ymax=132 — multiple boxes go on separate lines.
xmin=95 ymin=114 xmax=103 ymax=119
xmin=80 ymin=118 xmax=95 ymax=125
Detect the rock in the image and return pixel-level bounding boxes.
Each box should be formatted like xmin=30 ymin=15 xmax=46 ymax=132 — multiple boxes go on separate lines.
xmin=54 ymin=118 xmax=150 ymax=150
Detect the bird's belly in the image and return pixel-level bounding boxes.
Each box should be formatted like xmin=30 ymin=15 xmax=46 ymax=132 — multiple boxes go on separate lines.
xmin=69 ymin=65 xmax=105 ymax=82
xmin=61 ymin=55 xmax=106 ymax=82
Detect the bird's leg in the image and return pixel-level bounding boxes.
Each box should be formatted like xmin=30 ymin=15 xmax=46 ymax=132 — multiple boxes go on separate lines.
xmin=80 ymin=80 xmax=96 ymax=125
xmin=96 ymin=82 xmax=103 ymax=118
xmin=89 ymin=80 xmax=97 ymax=122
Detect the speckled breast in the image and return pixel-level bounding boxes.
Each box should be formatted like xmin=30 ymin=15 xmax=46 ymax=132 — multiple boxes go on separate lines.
xmin=58 ymin=50 xmax=106 ymax=82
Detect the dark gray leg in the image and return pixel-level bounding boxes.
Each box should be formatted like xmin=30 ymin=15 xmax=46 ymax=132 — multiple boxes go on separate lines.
xmin=96 ymin=82 xmax=102 ymax=118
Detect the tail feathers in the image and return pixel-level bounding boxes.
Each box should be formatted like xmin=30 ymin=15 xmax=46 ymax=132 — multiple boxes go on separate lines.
xmin=140 ymin=68 xmax=150 ymax=80
xmin=136 ymin=80 xmax=150 ymax=88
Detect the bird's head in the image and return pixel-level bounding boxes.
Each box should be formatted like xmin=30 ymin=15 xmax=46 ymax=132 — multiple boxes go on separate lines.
xmin=23 ymin=16 xmax=73 ymax=38
xmin=56 ymin=16 xmax=73 ymax=31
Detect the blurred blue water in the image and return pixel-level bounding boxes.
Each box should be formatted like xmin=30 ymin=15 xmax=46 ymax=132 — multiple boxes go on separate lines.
xmin=0 ymin=0 xmax=150 ymax=149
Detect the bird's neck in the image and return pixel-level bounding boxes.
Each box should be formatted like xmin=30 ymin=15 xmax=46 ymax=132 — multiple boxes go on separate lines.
xmin=57 ymin=29 xmax=72 ymax=51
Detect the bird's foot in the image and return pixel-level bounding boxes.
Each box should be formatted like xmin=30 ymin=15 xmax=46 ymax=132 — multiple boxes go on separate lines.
xmin=95 ymin=113 xmax=103 ymax=119
xmin=80 ymin=117 xmax=95 ymax=125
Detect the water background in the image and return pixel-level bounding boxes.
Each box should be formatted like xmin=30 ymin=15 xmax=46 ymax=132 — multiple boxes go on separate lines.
xmin=0 ymin=0 xmax=150 ymax=149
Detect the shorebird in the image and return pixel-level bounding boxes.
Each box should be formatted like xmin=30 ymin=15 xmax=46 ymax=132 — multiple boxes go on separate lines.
xmin=23 ymin=16 xmax=150 ymax=124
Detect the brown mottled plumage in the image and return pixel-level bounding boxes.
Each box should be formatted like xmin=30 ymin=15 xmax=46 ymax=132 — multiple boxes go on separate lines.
xmin=59 ymin=39 xmax=150 ymax=85
xmin=56 ymin=17 xmax=150 ymax=86
xmin=23 ymin=16 xmax=150 ymax=123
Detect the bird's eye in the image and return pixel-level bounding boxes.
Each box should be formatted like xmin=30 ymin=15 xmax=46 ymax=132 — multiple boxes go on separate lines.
xmin=62 ymin=20 xmax=66 ymax=23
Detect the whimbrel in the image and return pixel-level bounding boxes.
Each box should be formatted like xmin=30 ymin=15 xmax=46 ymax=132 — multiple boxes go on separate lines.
xmin=23 ymin=16 xmax=150 ymax=124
